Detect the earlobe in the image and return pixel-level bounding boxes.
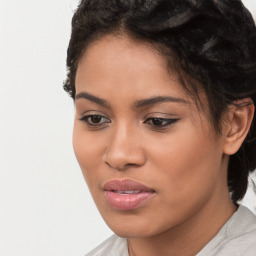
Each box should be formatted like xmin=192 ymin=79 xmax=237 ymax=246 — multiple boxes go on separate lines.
xmin=223 ymin=98 xmax=255 ymax=155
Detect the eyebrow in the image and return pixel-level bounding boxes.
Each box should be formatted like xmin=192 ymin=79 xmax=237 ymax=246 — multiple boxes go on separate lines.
xmin=75 ymin=92 xmax=110 ymax=108
xmin=134 ymin=96 xmax=189 ymax=108
xmin=75 ymin=91 xmax=188 ymax=108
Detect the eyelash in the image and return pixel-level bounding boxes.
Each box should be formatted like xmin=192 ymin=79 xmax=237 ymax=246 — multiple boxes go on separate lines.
xmin=79 ymin=115 xmax=179 ymax=128
xmin=79 ymin=115 xmax=111 ymax=126
xmin=144 ymin=117 xmax=179 ymax=127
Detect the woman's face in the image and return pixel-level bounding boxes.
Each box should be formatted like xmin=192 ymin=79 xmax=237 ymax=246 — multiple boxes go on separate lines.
xmin=73 ymin=35 xmax=230 ymax=238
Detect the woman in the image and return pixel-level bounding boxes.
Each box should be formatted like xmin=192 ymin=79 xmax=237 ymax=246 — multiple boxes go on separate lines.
xmin=64 ymin=0 xmax=256 ymax=255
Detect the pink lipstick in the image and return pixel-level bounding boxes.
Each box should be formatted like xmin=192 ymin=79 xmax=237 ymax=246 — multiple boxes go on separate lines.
xmin=103 ymin=179 xmax=155 ymax=210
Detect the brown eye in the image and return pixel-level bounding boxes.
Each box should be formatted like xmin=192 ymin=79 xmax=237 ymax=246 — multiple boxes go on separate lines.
xmin=90 ymin=115 xmax=102 ymax=123
xmin=145 ymin=118 xmax=179 ymax=127
xmin=79 ymin=115 xmax=111 ymax=126
xmin=151 ymin=118 xmax=166 ymax=126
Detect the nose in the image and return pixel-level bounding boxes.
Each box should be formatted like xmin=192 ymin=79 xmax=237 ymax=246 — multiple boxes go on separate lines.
xmin=103 ymin=123 xmax=146 ymax=170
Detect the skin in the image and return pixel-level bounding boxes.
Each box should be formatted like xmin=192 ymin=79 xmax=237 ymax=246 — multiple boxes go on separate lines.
xmin=73 ymin=35 xmax=254 ymax=256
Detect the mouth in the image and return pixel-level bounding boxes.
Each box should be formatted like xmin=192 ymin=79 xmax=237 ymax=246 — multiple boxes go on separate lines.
xmin=103 ymin=179 xmax=155 ymax=211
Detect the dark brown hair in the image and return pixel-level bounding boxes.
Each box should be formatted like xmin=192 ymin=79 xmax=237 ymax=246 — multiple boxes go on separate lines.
xmin=64 ymin=0 xmax=256 ymax=201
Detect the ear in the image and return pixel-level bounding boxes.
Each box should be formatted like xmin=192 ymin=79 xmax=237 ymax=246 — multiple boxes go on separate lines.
xmin=223 ymin=98 xmax=254 ymax=155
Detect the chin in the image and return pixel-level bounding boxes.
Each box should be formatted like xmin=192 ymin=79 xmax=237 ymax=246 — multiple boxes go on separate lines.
xmin=102 ymin=213 xmax=166 ymax=239
xmin=111 ymin=227 xmax=156 ymax=239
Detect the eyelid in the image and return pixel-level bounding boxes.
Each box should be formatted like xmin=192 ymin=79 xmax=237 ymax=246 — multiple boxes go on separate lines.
xmin=144 ymin=112 xmax=178 ymax=119
xmin=79 ymin=109 xmax=108 ymax=116
xmin=143 ymin=112 xmax=180 ymax=128
xmin=78 ymin=111 xmax=111 ymax=127
xmin=144 ymin=117 xmax=179 ymax=126
xmin=79 ymin=115 xmax=111 ymax=128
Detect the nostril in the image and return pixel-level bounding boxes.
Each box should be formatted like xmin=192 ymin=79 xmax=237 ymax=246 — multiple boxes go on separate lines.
xmin=104 ymin=155 xmax=143 ymax=170
xmin=124 ymin=163 xmax=138 ymax=167
xmin=105 ymin=161 xmax=112 ymax=168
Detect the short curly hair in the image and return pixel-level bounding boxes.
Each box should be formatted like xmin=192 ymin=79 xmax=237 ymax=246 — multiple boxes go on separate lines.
xmin=64 ymin=0 xmax=256 ymax=202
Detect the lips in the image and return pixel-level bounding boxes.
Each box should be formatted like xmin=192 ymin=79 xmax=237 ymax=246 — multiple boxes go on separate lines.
xmin=103 ymin=179 xmax=155 ymax=210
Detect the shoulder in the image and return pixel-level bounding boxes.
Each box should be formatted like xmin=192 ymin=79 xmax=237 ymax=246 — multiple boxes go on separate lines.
xmin=198 ymin=205 xmax=256 ymax=256
xmin=85 ymin=234 xmax=128 ymax=256
xmin=220 ymin=205 xmax=256 ymax=255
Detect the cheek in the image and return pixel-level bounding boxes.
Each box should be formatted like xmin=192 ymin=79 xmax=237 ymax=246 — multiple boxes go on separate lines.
xmin=72 ymin=121 xmax=107 ymax=186
xmin=148 ymin=126 xmax=222 ymax=200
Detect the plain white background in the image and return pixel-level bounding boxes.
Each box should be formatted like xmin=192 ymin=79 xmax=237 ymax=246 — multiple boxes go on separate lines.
xmin=0 ymin=0 xmax=255 ymax=255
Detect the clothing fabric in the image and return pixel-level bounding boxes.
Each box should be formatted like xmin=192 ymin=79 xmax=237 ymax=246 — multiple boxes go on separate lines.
xmin=85 ymin=205 xmax=256 ymax=256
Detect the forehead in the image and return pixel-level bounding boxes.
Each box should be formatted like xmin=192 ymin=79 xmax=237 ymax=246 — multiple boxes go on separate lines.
xmin=76 ymin=35 xmax=188 ymax=98
xmin=75 ymin=35 xmax=212 ymax=116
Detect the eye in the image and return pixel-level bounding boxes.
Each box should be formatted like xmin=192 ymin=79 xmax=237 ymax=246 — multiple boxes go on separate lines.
xmin=144 ymin=117 xmax=179 ymax=127
xmin=79 ymin=114 xmax=111 ymax=126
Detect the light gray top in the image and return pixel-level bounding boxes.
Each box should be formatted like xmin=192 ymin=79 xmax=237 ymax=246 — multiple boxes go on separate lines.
xmin=85 ymin=205 xmax=256 ymax=256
